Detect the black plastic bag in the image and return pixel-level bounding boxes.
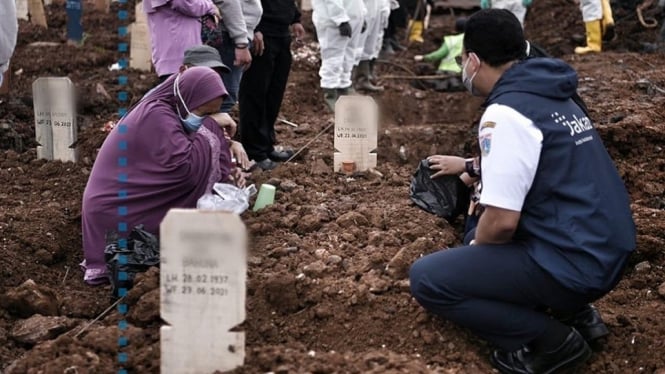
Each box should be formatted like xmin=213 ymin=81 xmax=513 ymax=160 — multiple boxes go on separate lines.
xmin=409 ymin=159 xmax=470 ymax=221
xmin=104 ymin=225 xmax=160 ymax=298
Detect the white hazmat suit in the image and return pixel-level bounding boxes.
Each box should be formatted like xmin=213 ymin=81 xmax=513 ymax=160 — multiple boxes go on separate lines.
xmin=355 ymin=0 xmax=391 ymax=63
xmin=312 ymin=0 xmax=367 ymax=89
xmin=0 ymin=0 xmax=18 ymax=86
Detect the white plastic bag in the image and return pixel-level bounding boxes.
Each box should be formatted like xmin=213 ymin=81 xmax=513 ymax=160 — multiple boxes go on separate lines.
xmin=196 ymin=183 xmax=257 ymax=214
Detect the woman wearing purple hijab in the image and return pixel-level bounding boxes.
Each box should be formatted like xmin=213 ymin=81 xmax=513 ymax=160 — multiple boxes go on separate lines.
xmin=81 ymin=67 xmax=235 ymax=285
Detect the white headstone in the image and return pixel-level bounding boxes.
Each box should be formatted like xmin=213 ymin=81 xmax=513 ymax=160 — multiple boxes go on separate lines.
xmin=16 ymin=0 xmax=29 ymax=20
xmin=333 ymin=95 xmax=378 ymax=172
xmin=160 ymin=209 xmax=246 ymax=374
xmin=130 ymin=2 xmax=152 ymax=71
xmin=32 ymin=77 xmax=78 ymax=162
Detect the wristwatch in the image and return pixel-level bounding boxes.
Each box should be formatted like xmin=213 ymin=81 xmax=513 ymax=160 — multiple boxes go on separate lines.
xmin=465 ymin=158 xmax=480 ymax=178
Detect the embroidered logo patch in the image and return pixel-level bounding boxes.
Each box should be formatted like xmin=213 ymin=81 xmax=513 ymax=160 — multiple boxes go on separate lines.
xmin=480 ymin=121 xmax=496 ymax=130
xmin=480 ymin=134 xmax=492 ymax=156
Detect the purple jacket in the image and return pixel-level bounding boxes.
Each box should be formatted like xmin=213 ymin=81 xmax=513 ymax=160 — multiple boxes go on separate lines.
xmin=144 ymin=0 xmax=215 ymax=76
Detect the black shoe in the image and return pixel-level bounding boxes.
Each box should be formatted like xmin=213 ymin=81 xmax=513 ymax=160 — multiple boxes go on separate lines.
xmin=254 ymin=158 xmax=278 ymax=171
xmin=268 ymin=149 xmax=294 ymax=162
xmin=558 ymin=305 xmax=610 ymax=343
xmin=490 ymin=329 xmax=592 ymax=374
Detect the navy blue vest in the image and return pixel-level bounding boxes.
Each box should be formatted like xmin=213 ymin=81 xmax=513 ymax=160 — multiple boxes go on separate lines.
xmin=486 ymin=58 xmax=635 ymax=294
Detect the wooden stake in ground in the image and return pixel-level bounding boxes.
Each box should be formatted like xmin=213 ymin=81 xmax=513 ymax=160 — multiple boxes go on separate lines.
xmin=32 ymin=77 xmax=78 ymax=162
xmin=66 ymin=0 xmax=83 ymax=44
xmin=28 ymin=0 xmax=47 ymax=28
xmin=160 ymin=209 xmax=246 ymax=374
xmin=333 ymin=95 xmax=378 ymax=172
xmin=130 ymin=2 xmax=153 ymax=71
xmin=16 ymin=0 xmax=29 ymax=20
xmin=94 ymin=0 xmax=110 ymax=12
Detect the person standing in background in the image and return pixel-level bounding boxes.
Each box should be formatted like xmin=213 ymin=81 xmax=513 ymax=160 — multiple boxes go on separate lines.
xmin=479 ymin=0 xmax=530 ymax=28
xmin=312 ymin=0 xmax=367 ymax=112
xmin=237 ymin=0 xmax=305 ymax=171
xmin=353 ymin=0 xmax=391 ymax=92
xmin=0 ymin=0 xmax=18 ymax=87
xmin=144 ymin=0 xmax=220 ymax=82
xmin=212 ymin=0 xmax=262 ymax=113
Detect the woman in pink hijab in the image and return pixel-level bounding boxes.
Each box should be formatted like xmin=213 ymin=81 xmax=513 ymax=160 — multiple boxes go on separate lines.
xmin=81 ymin=67 xmax=235 ymax=285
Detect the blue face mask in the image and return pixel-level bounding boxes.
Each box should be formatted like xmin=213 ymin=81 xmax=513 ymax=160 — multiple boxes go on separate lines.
xmin=174 ymin=74 xmax=204 ymax=133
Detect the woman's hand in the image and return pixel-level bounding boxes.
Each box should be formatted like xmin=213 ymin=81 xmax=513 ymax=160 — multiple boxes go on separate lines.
xmin=232 ymin=167 xmax=247 ymax=188
xmin=427 ymin=155 xmax=465 ymax=178
xmin=230 ymin=140 xmax=251 ymax=170
xmin=209 ymin=112 xmax=237 ymax=138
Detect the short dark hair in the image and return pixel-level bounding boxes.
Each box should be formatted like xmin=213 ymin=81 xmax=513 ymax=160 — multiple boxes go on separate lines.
xmin=455 ymin=17 xmax=467 ymax=33
xmin=463 ymin=9 xmax=527 ymax=67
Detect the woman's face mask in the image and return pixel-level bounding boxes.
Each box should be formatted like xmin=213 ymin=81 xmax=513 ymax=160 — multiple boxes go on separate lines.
xmin=173 ymin=74 xmax=204 ymax=133
xmin=462 ymin=53 xmax=481 ymax=96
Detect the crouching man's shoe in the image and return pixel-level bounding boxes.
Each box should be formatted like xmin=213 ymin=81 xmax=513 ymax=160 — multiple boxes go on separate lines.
xmin=558 ymin=304 xmax=609 ymax=343
xmin=490 ymin=329 xmax=592 ymax=374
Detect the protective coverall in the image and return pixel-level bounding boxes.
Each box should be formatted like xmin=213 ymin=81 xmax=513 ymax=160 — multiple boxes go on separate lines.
xmin=575 ymin=0 xmax=615 ymax=54
xmin=354 ymin=0 xmax=391 ymax=91
xmin=0 ymin=0 xmax=18 ymax=87
xmin=480 ymin=0 xmax=528 ymax=27
xmin=312 ymin=0 xmax=367 ymax=111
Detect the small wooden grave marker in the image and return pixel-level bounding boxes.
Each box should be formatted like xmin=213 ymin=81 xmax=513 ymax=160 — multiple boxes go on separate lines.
xmin=32 ymin=77 xmax=78 ymax=162
xmin=16 ymin=0 xmax=30 ymax=20
xmin=130 ymin=2 xmax=152 ymax=71
xmin=160 ymin=209 xmax=246 ymax=374
xmin=28 ymin=0 xmax=47 ymax=28
xmin=333 ymin=95 xmax=378 ymax=172
xmin=94 ymin=0 xmax=109 ymax=12
xmin=66 ymin=0 xmax=83 ymax=44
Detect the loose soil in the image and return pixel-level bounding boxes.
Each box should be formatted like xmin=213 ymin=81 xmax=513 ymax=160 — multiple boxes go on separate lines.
xmin=1 ymin=0 xmax=664 ymax=373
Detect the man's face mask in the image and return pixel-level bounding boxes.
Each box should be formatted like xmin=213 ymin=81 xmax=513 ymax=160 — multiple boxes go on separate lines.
xmin=173 ymin=74 xmax=204 ymax=133
xmin=462 ymin=52 xmax=481 ymax=96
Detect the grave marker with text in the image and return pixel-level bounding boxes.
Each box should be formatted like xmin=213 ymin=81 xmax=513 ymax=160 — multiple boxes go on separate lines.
xmin=160 ymin=209 xmax=246 ymax=374
xmin=32 ymin=77 xmax=78 ymax=162
xmin=333 ymin=95 xmax=378 ymax=172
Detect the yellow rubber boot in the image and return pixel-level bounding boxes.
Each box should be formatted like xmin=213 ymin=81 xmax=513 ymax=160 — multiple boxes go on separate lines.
xmin=575 ymin=21 xmax=602 ymax=54
xmin=409 ymin=20 xmax=424 ymax=43
xmin=600 ymin=0 xmax=616 ymax=42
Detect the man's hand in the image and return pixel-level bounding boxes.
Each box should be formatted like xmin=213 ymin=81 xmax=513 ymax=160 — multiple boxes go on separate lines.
xmin=209 ymin=112 xmax=237 ymax=138
xmin=291 ymin=22 xmax=305 ymax=41
xmin=252 ymin=31 xmax=265 ymax=56
xmin=414 ymin=55 xmax=424 ymax=62
xmin=210 ymin=5 xmax=221 ymax=24
xmin=230 ymin=140 xmax=251 ymax=170
xmin=339 ymin=22 xmax=352 ymax=37
xmin=234 ymin=46 xmax=252 ymax=71
xmin=427 ymin=155 xmax=465 ymax=178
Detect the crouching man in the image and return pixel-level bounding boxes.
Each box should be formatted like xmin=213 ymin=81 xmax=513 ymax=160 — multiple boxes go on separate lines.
xmin=409 ymin=9 xmax=635 ymax=374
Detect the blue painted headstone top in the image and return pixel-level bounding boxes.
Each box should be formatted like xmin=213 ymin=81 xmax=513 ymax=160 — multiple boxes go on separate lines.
xmin=66 ymin=0 xmax=83 ymax=42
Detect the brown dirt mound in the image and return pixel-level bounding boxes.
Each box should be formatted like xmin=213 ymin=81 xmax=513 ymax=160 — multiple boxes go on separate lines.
xmin=1 ymin=2 xmax=665 ymax=374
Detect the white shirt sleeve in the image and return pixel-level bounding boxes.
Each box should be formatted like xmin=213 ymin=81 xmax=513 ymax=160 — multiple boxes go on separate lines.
xmin=478 ymin=103 xmax=543 ymax=212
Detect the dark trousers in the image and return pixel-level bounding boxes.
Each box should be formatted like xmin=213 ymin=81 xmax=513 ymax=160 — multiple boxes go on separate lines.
xmin=409 ymin=243 xmax=603 ymax=351
xmin=238 ymin=35 xmax=292 ymax=161
xmin=218 ymin=32 xmax=248 ymax=113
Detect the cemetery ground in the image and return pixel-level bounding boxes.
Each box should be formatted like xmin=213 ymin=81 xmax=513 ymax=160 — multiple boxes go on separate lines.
xmin=1 ymin=0 xmax=665 ymax=372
